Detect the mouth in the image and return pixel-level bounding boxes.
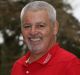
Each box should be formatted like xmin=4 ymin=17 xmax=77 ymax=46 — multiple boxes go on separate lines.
xmin=28 ymin=37 xmax=42 ymax=44
xmin=30 ymin=38 xmax=41 ymax=41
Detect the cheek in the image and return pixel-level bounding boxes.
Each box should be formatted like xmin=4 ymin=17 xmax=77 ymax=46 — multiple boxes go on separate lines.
xmin=42 ymin=28 xmax=53 ymax=38
xmin=22 ymin=30 xmax=29 ymax=36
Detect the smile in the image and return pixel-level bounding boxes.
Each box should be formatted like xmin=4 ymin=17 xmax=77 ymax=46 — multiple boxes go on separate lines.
xmin=30 ymin=38 xmax=41 ymax=41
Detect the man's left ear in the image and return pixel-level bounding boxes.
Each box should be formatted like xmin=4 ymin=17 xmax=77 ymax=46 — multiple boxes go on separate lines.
xmin=53 ymin=20 xmax=59 ymax=35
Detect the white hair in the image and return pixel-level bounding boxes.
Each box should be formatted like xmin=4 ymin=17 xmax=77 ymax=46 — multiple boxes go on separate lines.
xmin=20 ymin=1 xmax=56 ymax=24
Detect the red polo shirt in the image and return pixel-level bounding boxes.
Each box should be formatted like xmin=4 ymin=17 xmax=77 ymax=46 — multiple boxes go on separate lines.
xmin=11 ymin=44 xmax=80 ymax=75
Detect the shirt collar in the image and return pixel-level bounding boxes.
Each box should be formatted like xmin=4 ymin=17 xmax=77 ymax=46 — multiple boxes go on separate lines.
xmin=36 ymin=53 xmax=52 ymax=65
xmin=36 ymin=43 xmax=59 ymax=65
xmin=25 ymin=43 xmax=59 ymax=65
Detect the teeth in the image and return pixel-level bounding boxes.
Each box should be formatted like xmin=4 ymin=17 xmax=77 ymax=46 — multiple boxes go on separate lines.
xmin=30 ymin=38 xmax=40 ymax=41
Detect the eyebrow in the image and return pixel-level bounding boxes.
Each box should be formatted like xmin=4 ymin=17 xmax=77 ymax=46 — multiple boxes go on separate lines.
xmin=36 ymin=22 xmax=46 ymax=25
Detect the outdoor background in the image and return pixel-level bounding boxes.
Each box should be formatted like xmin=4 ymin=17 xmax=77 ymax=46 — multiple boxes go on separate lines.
xmin=0 ymin=0 xmax=80 ymax=75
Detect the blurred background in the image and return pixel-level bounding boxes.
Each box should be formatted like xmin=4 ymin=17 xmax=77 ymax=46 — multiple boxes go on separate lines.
xmin=0 ymin=0 xmax=80 ymax=75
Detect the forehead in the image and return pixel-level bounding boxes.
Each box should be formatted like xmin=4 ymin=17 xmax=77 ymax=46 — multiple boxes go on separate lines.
xmin=23 ymin=10 xmax=50 ymax=22
xmin=24 ymin=9 xmax=49 ymax=17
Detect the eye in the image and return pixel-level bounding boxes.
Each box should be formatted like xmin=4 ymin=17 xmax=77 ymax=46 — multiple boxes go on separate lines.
xmin=23 ymin=24 xmax=31 ymax=29
xmin=24 ymin=25 xmax=31 ymax=28
xmin=37 ymin=24 xmax=46 ymax=29
xmin=36 ymin=22 xmax=46 ymax=28
xmin=39 ymin=24 xmax=45 ymax=27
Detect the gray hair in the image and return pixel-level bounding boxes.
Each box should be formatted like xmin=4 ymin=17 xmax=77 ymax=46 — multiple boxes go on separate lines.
xmin=20 ymin=1 xmax=56 ymax=24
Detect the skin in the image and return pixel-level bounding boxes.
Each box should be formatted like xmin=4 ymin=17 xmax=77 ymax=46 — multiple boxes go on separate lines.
xmin=21 ymin=10 xmax=58 ymax=63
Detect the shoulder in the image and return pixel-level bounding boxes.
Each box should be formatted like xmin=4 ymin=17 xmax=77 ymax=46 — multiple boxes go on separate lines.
xmin=12 ymin=55 xmax=26 ymax=69
xmin=51 ymin=45 xmax=79 ymax=63
xmin=12 ymin=51 xmax=30 ymax=69
xmin=13 ymin=51 xmax=30 ymax=66
xmin=58 ymin=47 xmax=78 ymax=61
xmin=49 ymin=46 xmax=80 ymax=74
xmin=11 ymin=53 xmax=28 ymax=75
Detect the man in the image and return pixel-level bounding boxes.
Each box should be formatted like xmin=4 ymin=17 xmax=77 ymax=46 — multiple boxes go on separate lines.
xmin=11 ymin=1 xmax=80 ymax=75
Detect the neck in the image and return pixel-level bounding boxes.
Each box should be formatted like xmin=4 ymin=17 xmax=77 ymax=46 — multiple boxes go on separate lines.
xmin=28 ymin=41 xmax=56 ymax=63
xmin=28 ymin=52 xmax=45 ymax=63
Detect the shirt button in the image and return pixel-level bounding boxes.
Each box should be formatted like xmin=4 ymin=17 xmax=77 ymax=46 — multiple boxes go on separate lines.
xmin=26 ymin=70 xmax=29 ymax=74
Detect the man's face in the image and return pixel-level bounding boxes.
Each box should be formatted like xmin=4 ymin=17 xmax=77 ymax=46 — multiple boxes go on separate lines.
xmin=21 ymin=10 xmax=58 ymax=54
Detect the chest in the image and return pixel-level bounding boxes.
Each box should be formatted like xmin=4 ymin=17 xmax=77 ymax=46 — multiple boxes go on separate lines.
xmin=19 ymin=62 xmax=67 ymax=75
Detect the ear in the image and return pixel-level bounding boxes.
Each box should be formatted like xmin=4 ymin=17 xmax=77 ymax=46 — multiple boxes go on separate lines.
xmin=53 ymin=20 xmax=59 ymax=35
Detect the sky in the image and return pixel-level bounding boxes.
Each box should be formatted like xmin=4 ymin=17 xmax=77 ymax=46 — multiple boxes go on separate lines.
xmin=0 ymin=0 xmax=80 ymax=44
xmin=0 ymin=31 xmax=4 ymax=44
xmin=63 ymin=0 xmax=80 ymax=22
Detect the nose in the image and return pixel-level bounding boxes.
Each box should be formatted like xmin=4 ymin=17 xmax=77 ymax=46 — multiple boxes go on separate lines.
xmin=30 ymin=26 xmax=38 ymax=35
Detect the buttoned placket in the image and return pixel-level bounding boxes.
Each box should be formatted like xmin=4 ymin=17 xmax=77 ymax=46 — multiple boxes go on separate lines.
xmin=25 ymin=58 xmax=30 ymax=75
xmin=26 ymin=70 xmax=30 ymax=74
xmin=24 ymin=52 xmax=52 ymax=75
xmin=25 ymin=64 xmax=30 ymax=75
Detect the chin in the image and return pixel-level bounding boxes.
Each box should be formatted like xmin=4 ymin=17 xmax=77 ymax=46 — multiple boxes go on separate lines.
xmin=29 ymin=45 xmax=45 ymax=54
